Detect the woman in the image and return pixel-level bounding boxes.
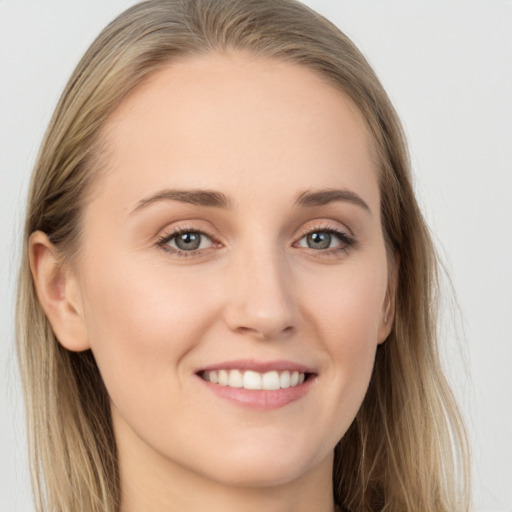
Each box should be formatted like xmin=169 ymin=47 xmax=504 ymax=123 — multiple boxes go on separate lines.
xmin=17 ymin=0 xmax=470 ymax=511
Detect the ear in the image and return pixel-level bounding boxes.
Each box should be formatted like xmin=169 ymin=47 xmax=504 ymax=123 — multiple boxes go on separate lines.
xmin=377 ymin=253 xmax=400 ymax=344
xmin=29 ymin=231 xmax=90 ymax=351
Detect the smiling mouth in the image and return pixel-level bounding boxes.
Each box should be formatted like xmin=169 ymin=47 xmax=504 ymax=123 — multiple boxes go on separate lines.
xmin=200 ymin=369 xmax=309 ymax=391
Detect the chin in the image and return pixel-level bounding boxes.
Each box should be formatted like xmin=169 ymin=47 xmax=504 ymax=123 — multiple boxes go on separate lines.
xmin=189 ymin=439 xmax=332 ymax=489
xmin=203 ymin=460 xmax=316 ymax=489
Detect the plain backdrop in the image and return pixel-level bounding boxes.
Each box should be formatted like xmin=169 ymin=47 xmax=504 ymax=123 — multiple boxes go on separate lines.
xmin=1 ymin=1 xmax=511 ymax=511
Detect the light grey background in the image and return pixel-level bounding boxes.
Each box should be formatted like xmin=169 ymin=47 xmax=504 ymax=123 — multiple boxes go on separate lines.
xmin=1 ymin=1 xmax=511 ymax=511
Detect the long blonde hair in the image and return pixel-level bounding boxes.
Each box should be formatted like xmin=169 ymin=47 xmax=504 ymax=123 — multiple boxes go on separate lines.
xmin=16 ymin=1 xmax=470 ymax=510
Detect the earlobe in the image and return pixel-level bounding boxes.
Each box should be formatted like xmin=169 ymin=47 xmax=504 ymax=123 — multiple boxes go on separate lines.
xmin=29 ymin=231 xmax=91 ymax=352
xmin=377 ymin=301 xmax=394 ymax=345
xmin=378 ymin=253 xmax=400 ymax=344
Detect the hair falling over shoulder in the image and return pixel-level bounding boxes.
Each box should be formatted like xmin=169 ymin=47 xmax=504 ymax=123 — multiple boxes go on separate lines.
xmin=16 ymin=1 xmax=470 ymax=510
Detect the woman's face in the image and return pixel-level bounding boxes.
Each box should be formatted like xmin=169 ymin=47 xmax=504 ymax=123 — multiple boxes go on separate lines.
xmin=71 ymin=53 xmax=392 ymax=488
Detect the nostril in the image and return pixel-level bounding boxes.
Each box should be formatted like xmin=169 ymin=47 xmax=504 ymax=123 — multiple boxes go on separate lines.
xmin=234 ymin=324 xmax=295 ymax=340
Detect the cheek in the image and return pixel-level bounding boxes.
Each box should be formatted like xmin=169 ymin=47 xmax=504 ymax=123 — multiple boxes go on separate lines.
xmin=299 ymin=257 xmax=387 ymax=422
xmin=303 ymin=257 xmax=387 ymax=345
xmin=79 ymin=252 xmax=222 ymax=403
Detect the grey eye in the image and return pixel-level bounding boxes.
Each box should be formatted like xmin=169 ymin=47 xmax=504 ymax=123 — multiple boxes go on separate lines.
xmin=169 ymin=231 xmax=212 ymax=251
xmin=305 ymin=231 xmax=332 ymax=250
xmin=175 ymin=232 xmax=201 ymax=250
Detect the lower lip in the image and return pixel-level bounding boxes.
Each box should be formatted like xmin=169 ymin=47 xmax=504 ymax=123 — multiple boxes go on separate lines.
xmin=197 ymin=375 xmax=315 ymax=410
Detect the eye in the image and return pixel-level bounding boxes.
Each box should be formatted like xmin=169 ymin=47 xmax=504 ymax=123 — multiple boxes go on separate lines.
xmin=158 ymin=229 xmax=214 ymax=254
xmin=296 ymin=228 xmax=355 ymax=252
xmin=303 ymin=231 xmax=333 ymax=250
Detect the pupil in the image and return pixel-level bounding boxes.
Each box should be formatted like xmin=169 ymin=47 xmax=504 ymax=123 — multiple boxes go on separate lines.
xmin=176 ymin=232 xmax=201 ymax=250
xmin=307 ymin=232 xmax=331 ymax=250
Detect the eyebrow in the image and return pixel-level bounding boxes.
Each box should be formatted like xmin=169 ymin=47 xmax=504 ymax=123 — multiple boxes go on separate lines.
xmin=294 ymin=188 xmax=371 ymax=214
xmin=131 ymin=189 xmax=231 ymax=214
xmin=130 ymin=187 xmax=370 ymax=215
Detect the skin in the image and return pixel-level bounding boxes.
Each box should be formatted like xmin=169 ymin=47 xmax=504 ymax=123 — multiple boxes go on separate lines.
xmin=30 ymin=52 xmax=395 ymax=512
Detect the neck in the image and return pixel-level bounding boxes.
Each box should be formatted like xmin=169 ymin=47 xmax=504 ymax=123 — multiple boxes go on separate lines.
xmin=120 ymin=468 xmax=336 ymax=512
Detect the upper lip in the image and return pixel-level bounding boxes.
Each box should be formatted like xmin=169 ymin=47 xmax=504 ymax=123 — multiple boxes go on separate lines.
xmin=196 ymin=359 xmax=316 ymax=374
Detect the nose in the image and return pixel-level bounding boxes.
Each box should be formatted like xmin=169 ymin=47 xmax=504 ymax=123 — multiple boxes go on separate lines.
xmin=223 ymin=246 xmax=298 ymax=340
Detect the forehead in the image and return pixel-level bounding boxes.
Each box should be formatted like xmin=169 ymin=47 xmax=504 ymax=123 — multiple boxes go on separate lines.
xmin=97 ymin=52 xmax=379 ymax=211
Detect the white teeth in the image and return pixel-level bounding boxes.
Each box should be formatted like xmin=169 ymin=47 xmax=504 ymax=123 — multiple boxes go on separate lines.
xmin=243 ymin=370 xmax=262 ymax=390
xmin=203 ymin=369 xmax=307 ymax=390
xmin=280 ymin=370 xmax=290 ymax=388
xmin=228 ymin=369 xmax=243 ymax=388
xmin=262 ymin=371 xmax=280 ymax=390
xmin=218 ymin=369 xmax=228 ymax=386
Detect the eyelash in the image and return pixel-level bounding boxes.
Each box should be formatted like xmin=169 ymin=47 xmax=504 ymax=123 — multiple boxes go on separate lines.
xmin=156 ymin=226 xmax=216 ymax=258
xmin=295 ymin=225 xmax=357 ymax=257
xmin=156 ymin=224 xmax=357 ymax=258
